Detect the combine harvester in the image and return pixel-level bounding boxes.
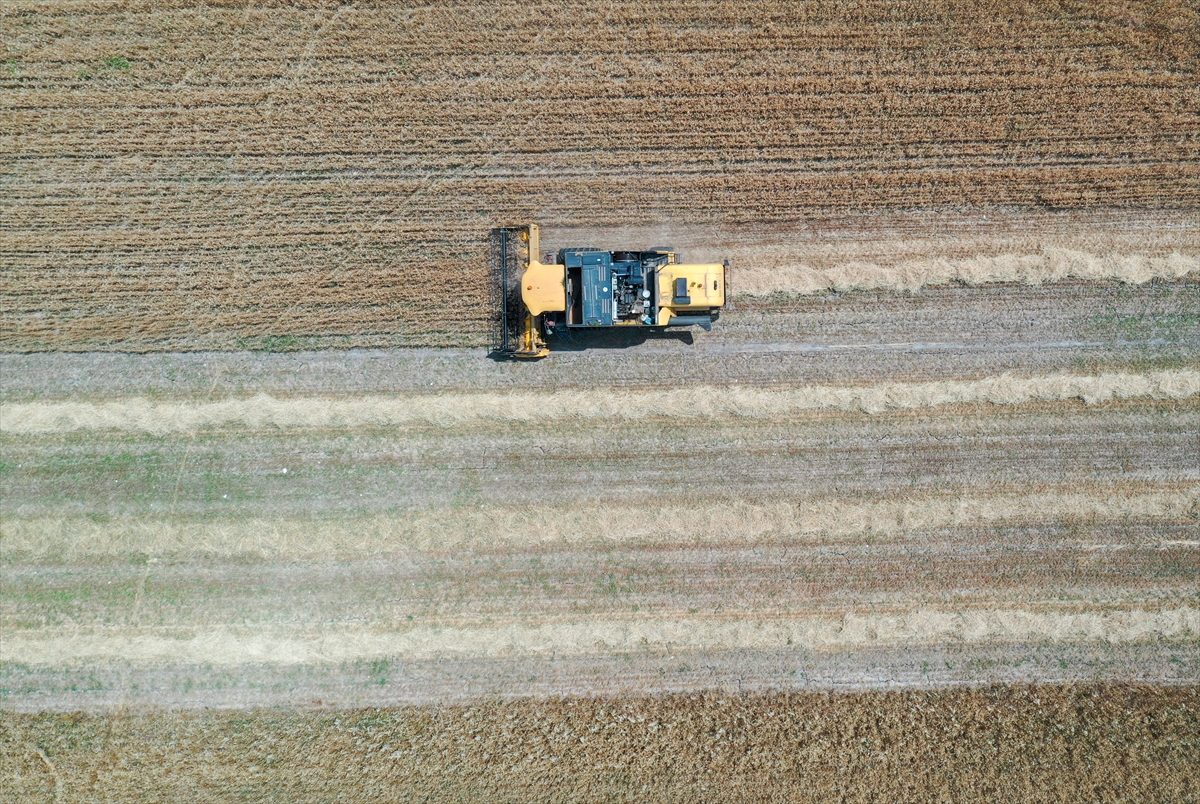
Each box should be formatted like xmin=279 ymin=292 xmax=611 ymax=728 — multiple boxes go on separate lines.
xmin=490 ymin=224 xmax=729 ymax=358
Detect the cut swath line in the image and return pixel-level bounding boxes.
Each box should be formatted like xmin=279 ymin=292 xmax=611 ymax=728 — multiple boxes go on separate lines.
xmin=2 ymin=369 xmax=1197 ymax=435
xmin=5 ymin=607 xmax=1197 ymax=667
xmin=3 ymin=486 xmax=1195 ymax=559
xmin=732 ymin=249 xmax=1199 ymax=296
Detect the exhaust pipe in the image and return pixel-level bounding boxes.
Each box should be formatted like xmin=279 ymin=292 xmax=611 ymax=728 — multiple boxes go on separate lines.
xmin=664 ymin=315 xmax=712 ymax=332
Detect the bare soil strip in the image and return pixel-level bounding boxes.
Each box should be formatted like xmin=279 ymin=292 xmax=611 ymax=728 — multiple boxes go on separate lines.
xmin=4 ymin=401 xmax=1195 ymax=518
xmin=4 ymin=642 xmax=1196 ymax=713
xmin=5 ymin=505 xmax=1196 ymax=707
xmin=2 ymin=382 xmax=1195 ymax=708
xmin=3 ymin=685 xmax=1196 ymax=802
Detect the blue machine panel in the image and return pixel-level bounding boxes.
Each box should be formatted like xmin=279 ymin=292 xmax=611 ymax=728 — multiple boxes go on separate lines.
xmin=581 ymin=251 xmax=613 ymax=326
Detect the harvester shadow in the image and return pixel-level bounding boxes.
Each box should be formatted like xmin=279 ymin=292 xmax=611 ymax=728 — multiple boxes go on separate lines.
xmin=484 ymin=331 xmax=696 ymax=362
xmin=547 ymin=328 xmax=695 ymax=352
xmin=485 ymin=329 xmax=695 ymax=361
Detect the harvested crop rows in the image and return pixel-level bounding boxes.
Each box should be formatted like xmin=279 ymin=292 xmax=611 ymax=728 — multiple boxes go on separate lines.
xmin=3 ymin=352 xmax=1198 ymax=709
xmin=3 ymin=274 xmax=1199 ymax=714
xmin=3 ymin=0 xmax=1199 ymax=350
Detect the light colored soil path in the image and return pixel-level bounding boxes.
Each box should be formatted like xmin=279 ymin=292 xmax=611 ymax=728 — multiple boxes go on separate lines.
xmin=3 ymin=399 xmax=1197 ymax=516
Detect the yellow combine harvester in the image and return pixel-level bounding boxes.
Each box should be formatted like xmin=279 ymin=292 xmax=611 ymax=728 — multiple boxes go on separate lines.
xmin=490 ymin=224 xmax=728 ymax=358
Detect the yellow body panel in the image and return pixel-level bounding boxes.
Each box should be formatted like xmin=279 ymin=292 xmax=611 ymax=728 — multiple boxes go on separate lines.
xmin=657 ymin=263 xmax=725 ymax=323
xmin=520 ymin=259 xmax=566 ymax=316
xmin=517 ymin=224 xmax=566 ymax=317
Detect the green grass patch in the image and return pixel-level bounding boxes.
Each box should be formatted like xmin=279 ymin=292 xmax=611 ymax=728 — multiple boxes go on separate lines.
xmin=1086 ymin=312 xmax=1200 ymax=340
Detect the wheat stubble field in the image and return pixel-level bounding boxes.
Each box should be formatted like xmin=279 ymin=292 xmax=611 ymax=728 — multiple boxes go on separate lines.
xmin=3 ymin=0 xmax=1200 ymax=800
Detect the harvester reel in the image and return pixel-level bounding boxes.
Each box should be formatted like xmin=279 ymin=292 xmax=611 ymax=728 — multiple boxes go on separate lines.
xmin=489 ymin=226 xmax=546 ymax=358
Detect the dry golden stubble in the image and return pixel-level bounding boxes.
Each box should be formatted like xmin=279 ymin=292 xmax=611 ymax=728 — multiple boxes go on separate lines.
xmin=1 ymin=685 xmax=1197 ymax=802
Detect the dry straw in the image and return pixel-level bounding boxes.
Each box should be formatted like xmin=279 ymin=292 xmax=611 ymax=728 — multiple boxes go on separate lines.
xmin=734 ymin=249 xmax=1199 ymax=295
xmin=3 ymin=370 xmax=1197 ymax=435
xmin=4 ymin=486 xmax=1195 ymax=559
xmin=5 ymin=607 xmax=1197 ymax=667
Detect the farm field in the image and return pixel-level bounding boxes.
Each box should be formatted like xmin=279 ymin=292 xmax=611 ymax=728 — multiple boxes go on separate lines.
xmin=2 ymin=0 xmax=1199 ymax=800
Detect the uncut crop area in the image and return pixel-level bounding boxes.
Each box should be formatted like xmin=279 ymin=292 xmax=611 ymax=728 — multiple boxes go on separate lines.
xmin=2 ymin=0 xmax=1198 ymax=349
xmin=3 ymin=1 xmax=1200 ymax=801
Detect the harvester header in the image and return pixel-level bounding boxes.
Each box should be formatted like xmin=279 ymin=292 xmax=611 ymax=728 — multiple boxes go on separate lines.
xmin=490 ymin=224 xmax=728 ymax=358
